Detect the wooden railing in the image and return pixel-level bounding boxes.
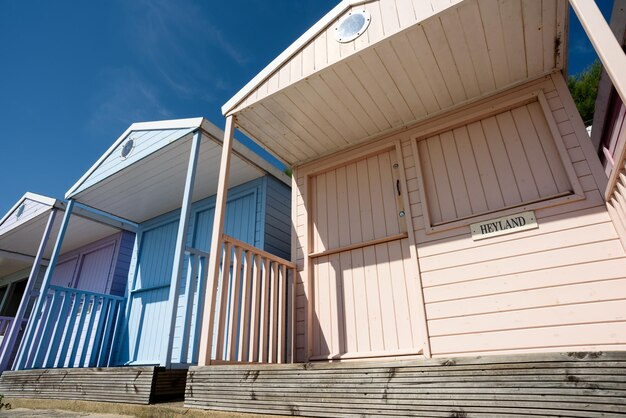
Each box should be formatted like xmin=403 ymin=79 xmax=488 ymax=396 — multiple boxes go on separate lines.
xmin=606 ymin=162 xmax=626 ymax=245
xmin=15 ymin=286 xmax=125 ymax=370
xmin=211 ymin=234 xmax=296 ymax=364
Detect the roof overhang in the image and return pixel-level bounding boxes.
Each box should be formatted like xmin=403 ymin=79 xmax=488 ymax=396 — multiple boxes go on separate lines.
xmin=223 ymin=0 xmax=569 ymax=166
xmin=65 ymin=118 xmax=289 ymax=224
xmin=0 ymin=194 xmax=120 ymax=278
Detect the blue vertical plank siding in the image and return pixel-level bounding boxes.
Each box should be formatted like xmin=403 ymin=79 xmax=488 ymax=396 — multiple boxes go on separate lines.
xmin=110 ymin=232 xmax=136 ymax=297
xmin=114 ymin=175 xmax=291 ymax=366
xmin=262 ymin=175 xmax=292 ymax=260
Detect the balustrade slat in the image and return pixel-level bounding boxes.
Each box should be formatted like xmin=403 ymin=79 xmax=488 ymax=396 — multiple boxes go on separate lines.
xmin=44 ymin=290 xmax=72 ymax=368
xmin=68 ymin=294 xmax=90 ymax=367
xmin=248 ymin=255 xmax=262 ymax=362
xmin=77 ymin=296 xmax=99 ymax=367
xmin=180 ymin=254 xmax=198 ymax=364
xmin=32 ymin=292 xmax=62 ymax=368
xmin=192 ymin=255 xmax=209 ymax=364
xmin=215 ymin=242 xmax=232 ymax=361
xmin=89 ymin=297 xmax=111 ymax=367
xmin=56 ymin=293 xmax=82 ymax=368
xmin=97 ymin=299 xmax=117 ymax=367
xmin=259 ymin=258 xmax=271 ymax=363
xmin=228 ymin=246 xmax=244 ymax=361
xmin=238 ymin=251 xmax=253 ymax=362
xmin=269 ymin=262 xmax=280 ymax=363
xmin=278 ymin=264 xmax=287 ymax=364
xmin=106 ymin=300 xmax=125 ymax=367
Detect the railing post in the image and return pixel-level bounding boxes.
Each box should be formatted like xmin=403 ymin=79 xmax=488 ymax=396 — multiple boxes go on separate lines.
xmin=15 ymin=200 xmax=74 ymax=370
xmin=163 ymin=130 xmax=202 ymax=368
xmin=198 ymin=116 xmax=235 ymax=366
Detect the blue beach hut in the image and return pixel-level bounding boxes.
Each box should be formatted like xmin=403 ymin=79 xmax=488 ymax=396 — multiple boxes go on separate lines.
xmin=0 ymin=117 xmax=291 ymax=403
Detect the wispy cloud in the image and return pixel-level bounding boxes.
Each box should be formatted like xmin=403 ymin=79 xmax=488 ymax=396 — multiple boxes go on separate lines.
xmin=123 ymin=0 xmax=249 ymax=101
xmin=87 ymin=67 xmax=172 ymax=130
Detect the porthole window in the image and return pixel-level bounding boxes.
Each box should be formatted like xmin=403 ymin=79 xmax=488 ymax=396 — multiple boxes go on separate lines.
xmin=334 ymin=9 xmax=370 ymax=43
xmin=120 ymin=138 xmax=135 ymax=159
xmin=16 ymin=203 xmax=25 ymax=219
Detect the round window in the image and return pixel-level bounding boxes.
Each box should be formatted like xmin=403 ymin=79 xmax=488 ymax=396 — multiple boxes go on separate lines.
xmin=16 ymin=203 xmax=25 ymax=219
xmin=335 ymin=10 xmax=370 ymax=43
xmin=121 ymin=138 xmax=135 ymax=159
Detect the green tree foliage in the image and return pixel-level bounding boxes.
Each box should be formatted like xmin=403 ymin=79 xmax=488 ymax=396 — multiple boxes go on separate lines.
xmin=567 ymin=60 xmax=602 ymax=126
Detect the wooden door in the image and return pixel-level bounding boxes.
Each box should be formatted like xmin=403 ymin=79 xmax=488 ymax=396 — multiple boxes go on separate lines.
xmin=308 ymin=148 xmax=421 ymax=359
xmin=74 ymin=243 xmax=116 ymax=293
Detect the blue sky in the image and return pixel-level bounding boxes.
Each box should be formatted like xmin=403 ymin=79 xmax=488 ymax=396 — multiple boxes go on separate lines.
xmin=0 ymin=0 xmax=615 ymax=215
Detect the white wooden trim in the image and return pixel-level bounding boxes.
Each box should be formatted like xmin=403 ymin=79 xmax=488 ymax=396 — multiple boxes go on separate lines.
xmin=569 ymin=0 xmax=626 ymax=107
xmin=163 ymin=131 xmax=202 ymax=368
xmin=197 ymin=117 xmax=235 ymax=367
xmin=551 ymin=73 xmax=610 ymax=196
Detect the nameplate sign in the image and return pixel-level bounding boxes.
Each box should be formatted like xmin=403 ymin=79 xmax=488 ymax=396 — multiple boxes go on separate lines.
xmin=470 ymin=211 xmax=538 ymax=241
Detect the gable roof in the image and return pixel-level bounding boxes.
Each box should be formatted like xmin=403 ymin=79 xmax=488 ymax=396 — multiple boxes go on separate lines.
xmin=66 ymin=117 xmax=288 ymax=200
xmin=0 ymin=192 xmax=63 ymax=235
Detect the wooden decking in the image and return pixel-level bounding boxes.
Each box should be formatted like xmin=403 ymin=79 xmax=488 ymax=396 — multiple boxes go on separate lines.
xmin=185 ymin=351 xmax=626 ymax=417
xmin=0 ymin=366 xmax=188 ymax=404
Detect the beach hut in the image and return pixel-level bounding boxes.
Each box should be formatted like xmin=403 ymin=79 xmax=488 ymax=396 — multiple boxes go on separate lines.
xmin=0 ymin=117 xmax=292 ymax=404
xmin=0 ymin=193 xmax=134 ymax=374
xmin=184 ymin=0 xmax=626 ymax=416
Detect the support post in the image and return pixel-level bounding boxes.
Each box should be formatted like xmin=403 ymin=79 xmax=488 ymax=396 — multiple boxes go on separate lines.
xmin=162 ymin=130 xmax=202 ymax=367
xmin=569 ymin=0 xmax=626 ymax=106
xmin=15 ymin=200 xmax=74 ymax=370
xmin=0 ymin=208 xmax=58 ymax=372
xmin=198 ymin=116 xmax=235 ymax=366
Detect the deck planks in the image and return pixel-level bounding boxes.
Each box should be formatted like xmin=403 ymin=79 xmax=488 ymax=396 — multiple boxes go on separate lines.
xmin=0 ymin=366 xmax=188 ymax=404
xmin=185 ymin=352 xmax=626 ymax=417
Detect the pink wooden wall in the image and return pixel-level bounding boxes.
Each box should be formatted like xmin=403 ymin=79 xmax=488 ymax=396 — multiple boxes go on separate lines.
xmin=293 ymin=72 xmax=626 ymax=361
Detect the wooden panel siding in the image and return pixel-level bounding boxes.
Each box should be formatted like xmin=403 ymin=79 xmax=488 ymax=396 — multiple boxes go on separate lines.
xmin=185 ymin=352 xmax=626 ymax=417
xmin=293 ymin=73 xmax=621 ymax=361
xmin=0 ymin=367 xmax=158 ymax=404
xmin=413 ymin=74 xmax=625 ymax=357
xmin=263 ymin=176 xmax=292 ymax=260
xmin=417 ymin=99 xmax=574 ymax=225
